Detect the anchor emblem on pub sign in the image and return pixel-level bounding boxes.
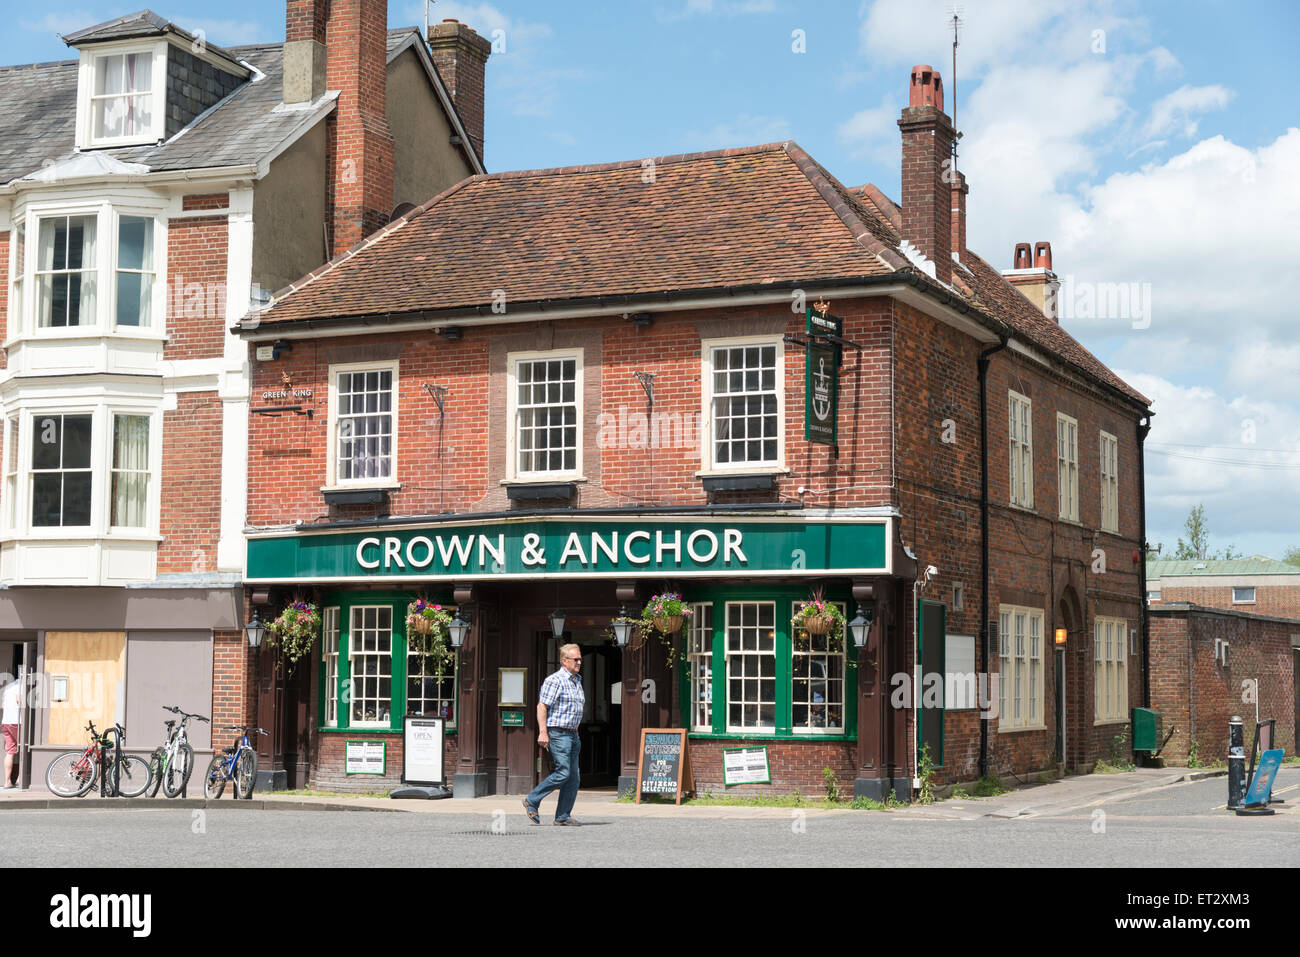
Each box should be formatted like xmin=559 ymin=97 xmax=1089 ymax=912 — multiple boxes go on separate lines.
xmin=812 ymin=355 xmax=832 ymax=421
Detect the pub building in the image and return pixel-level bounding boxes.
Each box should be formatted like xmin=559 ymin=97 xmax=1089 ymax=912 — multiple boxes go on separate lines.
xmin=237 ymin=65 xmax=1152 ymax=800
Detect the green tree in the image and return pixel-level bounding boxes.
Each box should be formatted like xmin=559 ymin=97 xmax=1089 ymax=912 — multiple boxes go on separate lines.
xmin=1282 ymin=546 xmax=1300 ymax=568
xmin=1173 ymin=504 xmax=1241 ymax=561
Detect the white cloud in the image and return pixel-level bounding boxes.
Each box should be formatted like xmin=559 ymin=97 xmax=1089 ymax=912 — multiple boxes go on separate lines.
xmin=656 ymin=0 xmax=776 ymax=21
xmin=1143 ymin=84 xmax=1233 ymax=138
xmin=19 ymin=10 xmax=103 ymax=36
xmin=186 ymin=19 xmax=266 ymax=46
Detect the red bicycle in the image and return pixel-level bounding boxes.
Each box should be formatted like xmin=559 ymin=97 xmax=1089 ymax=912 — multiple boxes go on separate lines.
xmin=45 ymin=721 xmax=151 ymax=798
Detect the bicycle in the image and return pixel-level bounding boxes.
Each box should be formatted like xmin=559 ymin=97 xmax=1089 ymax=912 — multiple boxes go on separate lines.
xmin=203 ymin=725 xmax=267 ymax=799
xmin=146 ymin=706 xmax=209 ymax=798
xmin=46 ymin=721 xmax=152 ymax=798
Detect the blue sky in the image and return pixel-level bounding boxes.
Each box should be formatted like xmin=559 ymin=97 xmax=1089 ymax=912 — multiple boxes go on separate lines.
xmin=8 ymin=1 xmax=1300 ymax=559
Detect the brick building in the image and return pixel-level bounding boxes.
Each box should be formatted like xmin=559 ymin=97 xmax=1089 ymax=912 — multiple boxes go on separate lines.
xmin=1148 ymin=557 xmax=1300 ymax=619
xmin=0 ymin=3 xmax=489 ymax=790
xmin=236 ymin=65 xmax=1152 ymax=799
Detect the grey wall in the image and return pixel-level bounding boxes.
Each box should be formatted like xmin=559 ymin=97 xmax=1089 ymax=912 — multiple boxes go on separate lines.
xmin=387 ymin=48 xmax=477 ymax=208
xmin=124 ymin=631 xmax=214 ymax=753
xmin=252 ymin=119 xmax=329 ymax=295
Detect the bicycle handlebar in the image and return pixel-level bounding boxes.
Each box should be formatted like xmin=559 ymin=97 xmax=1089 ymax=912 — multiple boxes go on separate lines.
xmin=222 ymin=725 xmax=269 ymax=735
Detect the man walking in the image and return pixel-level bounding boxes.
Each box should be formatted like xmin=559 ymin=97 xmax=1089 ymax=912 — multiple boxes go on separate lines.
xmin=523 ymin=643 xmax=585 ymax=826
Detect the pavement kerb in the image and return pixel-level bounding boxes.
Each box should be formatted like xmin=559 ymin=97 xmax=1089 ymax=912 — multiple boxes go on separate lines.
xmin=0 ymin=767 xmax=1238 ymax=819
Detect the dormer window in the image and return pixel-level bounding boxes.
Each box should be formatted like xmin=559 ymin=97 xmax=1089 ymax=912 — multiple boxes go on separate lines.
xmin=75 ymin=43 xmax=167 ymax=148
xmin=92 ymin=52 xmax=154 ymax=141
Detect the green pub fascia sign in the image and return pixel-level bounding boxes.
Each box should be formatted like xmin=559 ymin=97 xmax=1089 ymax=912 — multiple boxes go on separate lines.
xmin=245 ymin=517 xmax=891 ymax=583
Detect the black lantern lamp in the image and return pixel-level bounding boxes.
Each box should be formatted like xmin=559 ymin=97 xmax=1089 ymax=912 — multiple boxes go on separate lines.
xmin=849 ymin=605 xmax=873 ymax=649
xmin=549 ymin=608 xmax=567 ymax=639
xmin=610 ymin=606 xmax=636 ymax=648
xmin=245 ymin=610 xmax=266 ymax=649
xmin=448 ymin=611 xmax=471 ymax=649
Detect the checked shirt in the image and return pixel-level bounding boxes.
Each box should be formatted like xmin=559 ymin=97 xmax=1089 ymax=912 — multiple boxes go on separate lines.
xmin=539 ymin=667 xmax=585 ymax=730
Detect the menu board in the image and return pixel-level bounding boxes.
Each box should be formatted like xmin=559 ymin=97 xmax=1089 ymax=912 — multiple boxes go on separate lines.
xmin=345 ymin=740 xmax=386 ymax=776
xmin=402 ymin=716 xmax=445 ymax=786
xmin=722 ymin=746 xmax=770 ymax=785
xmin=636 ymin=729 xmax=692 ymax=805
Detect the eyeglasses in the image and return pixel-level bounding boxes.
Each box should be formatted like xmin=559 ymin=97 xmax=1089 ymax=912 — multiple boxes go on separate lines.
xmin=564 ymin=656 xmax=582 ymax=661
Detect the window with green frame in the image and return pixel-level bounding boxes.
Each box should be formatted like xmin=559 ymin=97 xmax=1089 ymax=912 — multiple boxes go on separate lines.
xmin=318 ymin=591 xmax=458 ymax=733
xmin=679 ymin=585 xmax=858 ymax=740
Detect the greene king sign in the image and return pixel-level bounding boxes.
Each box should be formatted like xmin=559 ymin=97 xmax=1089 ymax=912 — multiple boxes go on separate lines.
xmin=245 ymin=517 xmax=891 ymax=583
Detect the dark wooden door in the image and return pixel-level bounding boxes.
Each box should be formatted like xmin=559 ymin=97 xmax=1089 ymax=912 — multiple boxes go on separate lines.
xmin=578 ymin=642 xmax=620 ymax=787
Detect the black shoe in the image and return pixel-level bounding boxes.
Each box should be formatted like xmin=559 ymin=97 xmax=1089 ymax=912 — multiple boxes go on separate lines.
xmin=522 ymin=799 xmax=540 ymax=824
xmin=553 ymin=817 xmax=582 ymax=826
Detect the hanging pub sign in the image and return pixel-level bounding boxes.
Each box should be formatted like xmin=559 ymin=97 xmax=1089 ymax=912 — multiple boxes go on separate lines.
xmin=635 ymin=729 xmax=693 ymax=805
xmin=805 ymin=305 xmax=840 ymax=446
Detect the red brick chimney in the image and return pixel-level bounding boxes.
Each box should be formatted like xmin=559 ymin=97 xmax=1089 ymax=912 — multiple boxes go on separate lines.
xmin=324 ymin=0 xmax=395 ymax=254
xmin=898 ymin=65 xmax=956 ymax=284
xmin=429 ymin=19 xmax=492 ymax=165
xmin=951 ymin=169 xmax=968 ymax=264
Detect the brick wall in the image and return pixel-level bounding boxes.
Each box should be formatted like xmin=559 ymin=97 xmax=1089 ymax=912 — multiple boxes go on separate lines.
xmin=181 ymin=193 xmax=230 ymax=213
xmin=1149 ymin=606 xmax=1297 ymax=764
xmin=212 ymin=629 xmax=253 ymax=734
xmin=165 ymin=214 xmax=229 ymax=361
xmin=159 ymin=393 xmax=223 ymax=574
xmin=688 ymin=738 xmax=858 ymax=795
xmin=1156 ymin=584 xmax=1300 ymax=620
xmin=310 ymin=731 xmax=460 ymax=792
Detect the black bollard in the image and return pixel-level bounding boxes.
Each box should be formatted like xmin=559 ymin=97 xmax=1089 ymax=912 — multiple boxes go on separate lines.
xmin=1227 ymin=716 xmax=1245 ymax=811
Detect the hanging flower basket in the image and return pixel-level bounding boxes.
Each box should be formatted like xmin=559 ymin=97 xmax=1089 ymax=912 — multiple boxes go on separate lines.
xmin=267 ymin=600 xmax=322 ymax=667
xmin=792 ymin=587 xmax=846 ymax=646
xmin=405 ymin=600 xmax=455 ymax=669
xmin=800 ymin=614 xmax=836 ymax=635
xmin=651 ymin=614 xmax=683 ymax=634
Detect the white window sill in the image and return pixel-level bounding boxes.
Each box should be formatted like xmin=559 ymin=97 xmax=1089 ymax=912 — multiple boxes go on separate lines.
xmin=319 ymin=483 xmax=402 ymax=493
xmin=695 ymin=467 xmax=789 ymax=478
xmin=1007 ymin=502 xmax=1037 ymax=515
xmin=1093 ymin=718 xmax=1131 ymax=727
xmin=0 ymin=532 xmax=162 ymax=544
xmin=501 ymin=476 xmax=587 ymax=485
xmin=995 ymin=723 xmax=1047 ymax=734
xmin=4 ymin=330 xmax=168 ymax=347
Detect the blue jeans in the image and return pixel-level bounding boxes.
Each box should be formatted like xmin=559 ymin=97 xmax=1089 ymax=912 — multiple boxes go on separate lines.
xmin=526 ymin=728 xmax=581 ymax=821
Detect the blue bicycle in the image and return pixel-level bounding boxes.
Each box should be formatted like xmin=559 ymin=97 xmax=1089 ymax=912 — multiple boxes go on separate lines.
xmin=203 ymin=725 xmax=268 ymax=799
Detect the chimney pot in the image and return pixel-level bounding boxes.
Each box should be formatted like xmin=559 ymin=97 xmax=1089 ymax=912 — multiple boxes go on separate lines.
xmin=908 ymin=64 xmax=944 ymax=111
xmin=1013 ymin=243 xmax=1032 ymax=270
xmin=1034 ymin=241 xmax=1053 ymax=270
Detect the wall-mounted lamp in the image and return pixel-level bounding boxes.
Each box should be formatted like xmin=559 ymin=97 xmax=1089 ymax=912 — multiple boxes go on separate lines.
xmin=549 ymin=608 xmax=567 ymax=639
xmin=436 ymin=326 xmax=463 ymax=341
xmin=849 ymin=605 xmax=873 ymax=648
xmin=633 ymin=371 xmax=655 ymax=407
xmin=610 ymin=606 xmax=636 ymax=648
xmin=448 ymin=611 xmax=471 ymax=649
xmin=245 ymin=610 xmax=266 ymax=649
xmin=1054 ymin=627 xmax=1067 ymax=646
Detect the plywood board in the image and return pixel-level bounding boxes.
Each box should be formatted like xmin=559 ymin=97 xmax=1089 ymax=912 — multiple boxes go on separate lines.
xmin=44 ymin=632 xmax=125 ymax=746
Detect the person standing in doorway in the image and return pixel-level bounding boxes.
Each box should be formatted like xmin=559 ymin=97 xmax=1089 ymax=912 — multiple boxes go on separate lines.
xmin=522 ymin=643 xmax=585 ymax=826
xmin=1 ymin=669 xmax=20 ymax=789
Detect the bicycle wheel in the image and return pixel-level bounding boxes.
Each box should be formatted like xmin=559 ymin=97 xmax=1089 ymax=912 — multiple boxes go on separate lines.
xmin=163 ymin=744 xmax=195 ymax=798
xmin=235 ymin=747 xmax=258 ymax=799
xmin=203 ymin=754 xmax=226 ymax=799
xmin=147 ymin=749 xmax=165 ymax=798
xmin=114 ymin=755 xmax=153 ymax=798
xmin=45 ymin=750 xmax=98 ymax=798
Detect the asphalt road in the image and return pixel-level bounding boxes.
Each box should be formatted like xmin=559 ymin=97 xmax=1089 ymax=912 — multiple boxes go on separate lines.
xmin=3 ymin=770 xmax=1297 ymax=868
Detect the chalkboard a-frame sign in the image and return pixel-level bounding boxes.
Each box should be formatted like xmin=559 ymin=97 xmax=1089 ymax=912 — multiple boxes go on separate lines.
xmin=636 ymin=729 xmax=693 ymax=805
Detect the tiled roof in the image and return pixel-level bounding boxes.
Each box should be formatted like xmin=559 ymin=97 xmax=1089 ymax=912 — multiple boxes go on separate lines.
xmin=247 ymin=142 xmax=905 ymax=325
xmin=852 ymin=182 xmax=1148 ymax=405
xmin=1148 ymin=558 xmax=1300 ymax=577
xmin=0 ymin=28 xmax=442 ymax=184
xmin=61 ymin=9 xmax=243 ymax=66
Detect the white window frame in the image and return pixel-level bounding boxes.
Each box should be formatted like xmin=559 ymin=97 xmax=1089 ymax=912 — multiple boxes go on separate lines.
xmin=699 ymin=335 xmax=786 ymax=474
xmin=1008 ymin=391 xmax=1033 ymax=509
xmin=789 ymin=600 xmax=847 ymax=734
xmin=1231 ymin=586 xmax=1256 ymax=604
xmin=5 ymin=403 xmax=162 ymax=541
xmin=997 ymin=604 xmax=1045 ymax=732
xmin=686 ymin=602 xmax=714 ymax=733
xmin=1100 ymin=431 xmax=1119 ymax=533
xmin=325 ymin=360 xmax=400 ymax=490
xmin=723 ymin=600 xmax=777 ymax=734
xmin=322 ymin=607 xmax=340 ymax=729
xmin=1056 ymin=413 xmax=1078 ymax=521
xmin=505 ymin=348 xmax=584 ymax=482
xmin=9 ymin=201 xmax=168 ymax=342
xmin=1094 ymin=616 xmax=1128 ymax=724
xmin=348 ymin=604 xmax=393 ymax=729
xmin=75 ymin=41 xmax=169 ymax=150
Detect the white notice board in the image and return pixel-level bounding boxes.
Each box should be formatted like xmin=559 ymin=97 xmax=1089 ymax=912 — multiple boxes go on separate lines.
xmin=403 ymin=716 xmax=445 ymax=786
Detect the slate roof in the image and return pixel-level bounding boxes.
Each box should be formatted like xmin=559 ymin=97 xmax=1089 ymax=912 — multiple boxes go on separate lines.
xmin=1148 ymin=558 xmax=1300 ymax=578
xmin=62 ymin=8 xmax=243 ymax=67
xmin=243 ymin=140 xmax=1148 ymax=408
xmin=0 ymin=26 xmax=457 ymax=184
